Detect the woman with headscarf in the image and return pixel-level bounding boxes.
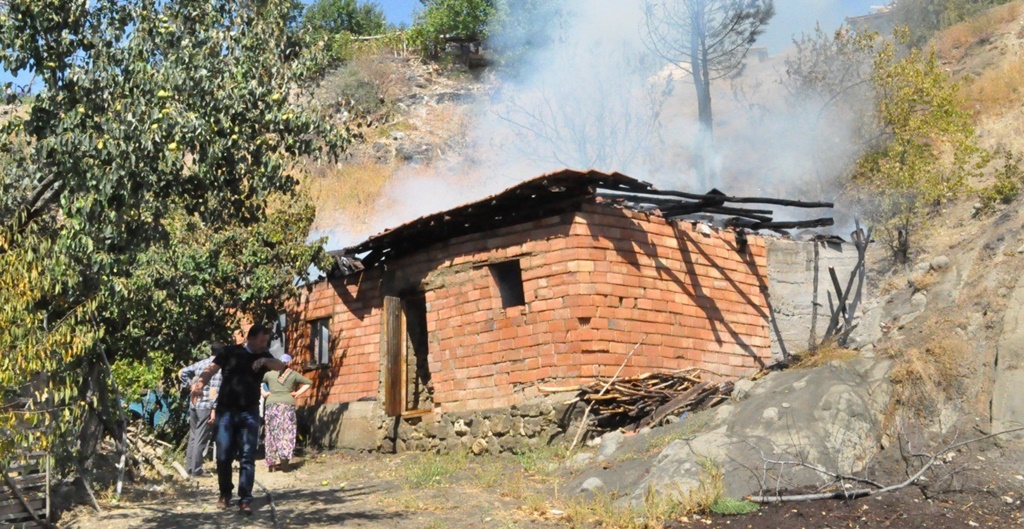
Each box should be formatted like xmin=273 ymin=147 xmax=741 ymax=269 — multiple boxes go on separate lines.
xmin=260 ymin=354 xmax=312 ymax=472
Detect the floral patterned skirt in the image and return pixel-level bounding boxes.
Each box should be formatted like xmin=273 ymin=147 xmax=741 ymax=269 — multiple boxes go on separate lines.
xmin=264 ymin=402 xmax=296 ymax=467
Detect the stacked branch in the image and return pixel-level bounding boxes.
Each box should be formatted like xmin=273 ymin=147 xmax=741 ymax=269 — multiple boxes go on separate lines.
xmin=561 ymin=368 xmax=734 ymax=433
xmin=117 ymin=425 xmax=183 ymax=481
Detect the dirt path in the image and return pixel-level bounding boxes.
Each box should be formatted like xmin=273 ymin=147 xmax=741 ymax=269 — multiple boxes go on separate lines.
xmin=57 ymin=447 xmax=1024 ymax=529
xmin=60 ymin=450 xmax=567 ymax=529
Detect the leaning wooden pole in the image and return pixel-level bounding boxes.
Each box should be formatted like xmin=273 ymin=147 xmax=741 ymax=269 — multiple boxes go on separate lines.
xmin=568 ymin=335 xmax=647 ymax=452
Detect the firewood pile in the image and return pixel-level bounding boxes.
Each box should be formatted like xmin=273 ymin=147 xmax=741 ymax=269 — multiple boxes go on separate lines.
xmin=104 ymin=425 xmax=187 ymax=481
xmin=571 ymin=368 xmax=734 ymax=432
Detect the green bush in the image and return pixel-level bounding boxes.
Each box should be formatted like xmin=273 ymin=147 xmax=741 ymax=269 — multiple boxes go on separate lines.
xmin=979 ymin=148 xmax=1024 ymax=210
xmin=710 ymin=497 xmax=760 ymax=516
xmin=407 ymin=0 xmax=495 ymax=58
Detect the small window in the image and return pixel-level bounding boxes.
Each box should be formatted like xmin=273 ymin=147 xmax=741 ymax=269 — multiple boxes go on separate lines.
xmin=489 ymin=260 xmax=525 ymax=308
xmin=310 ymin=318 xmax=330 ymax=366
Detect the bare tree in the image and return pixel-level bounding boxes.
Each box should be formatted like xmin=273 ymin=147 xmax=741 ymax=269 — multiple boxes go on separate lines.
xmin=495 ymin=48 xmax=672 ymax=172
xmin=643 ymin=0 xmax=774 ymax=188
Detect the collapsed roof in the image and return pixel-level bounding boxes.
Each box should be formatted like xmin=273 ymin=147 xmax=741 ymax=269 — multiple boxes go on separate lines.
xmin=328 ymin=169 xmax=833 ymax=276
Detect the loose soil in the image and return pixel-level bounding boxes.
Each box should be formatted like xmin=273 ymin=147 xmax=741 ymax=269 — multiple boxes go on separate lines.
xmin=57 ymin=446 xmax=1024 ymax=529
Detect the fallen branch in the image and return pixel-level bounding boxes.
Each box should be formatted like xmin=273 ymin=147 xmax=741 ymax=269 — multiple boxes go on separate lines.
xmin=72 ymin=458 xmax=102 ymax=513
xmin=253 ymin=479 xmax=280 ymax=529
xmin=747 ymin=426 xmax=1024 ymax=503
xmin=538 ymin=385 xmax=583 ymax=393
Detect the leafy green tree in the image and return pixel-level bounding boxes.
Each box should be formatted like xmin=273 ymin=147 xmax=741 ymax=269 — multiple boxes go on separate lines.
xmin=303 ymin=0 xmax=387 ymax=37
xmin=847 ymin=29 xmax=982 ymax=263
xmin=0 ymin=0 xmax=344 ymax=468
xmin=408 ymin=0 xmax=495 ymax=58
xmin=642 ymin=0 xmax=775 ymax=189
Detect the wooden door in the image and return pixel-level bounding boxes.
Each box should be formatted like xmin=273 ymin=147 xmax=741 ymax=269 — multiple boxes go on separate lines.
xmin=382 ymin=295 xmax=404 ymax=417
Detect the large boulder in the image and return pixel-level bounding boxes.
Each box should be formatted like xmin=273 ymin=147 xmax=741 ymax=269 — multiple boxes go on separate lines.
xmin=630 ymin=357 xmax=892 ymax=500
xmin=992 ymin=272 xmax=1024 ymax=439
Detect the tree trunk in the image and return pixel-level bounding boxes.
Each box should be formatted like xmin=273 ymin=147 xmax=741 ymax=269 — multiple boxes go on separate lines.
xmin=690 ymin=0 xmax=714 ymax=191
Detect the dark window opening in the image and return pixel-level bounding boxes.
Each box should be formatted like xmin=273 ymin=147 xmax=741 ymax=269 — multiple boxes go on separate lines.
xmin=310 ymin=318 xmax=330 ymax=367
xmin=489 ymin=260 xmax=526 ymax=308
xmin=403 ymin=294 xmax=432 ymax=412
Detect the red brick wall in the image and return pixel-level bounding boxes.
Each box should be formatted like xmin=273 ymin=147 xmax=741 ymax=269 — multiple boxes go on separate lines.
xmin=287 ymin=201 xmax=770 ymax=413
xmin=286 ymin=270 xmax=385 ymax=406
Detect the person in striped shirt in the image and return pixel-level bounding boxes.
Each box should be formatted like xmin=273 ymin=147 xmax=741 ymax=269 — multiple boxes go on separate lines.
xmin=179 ymin=343 xmax=224 ymax=478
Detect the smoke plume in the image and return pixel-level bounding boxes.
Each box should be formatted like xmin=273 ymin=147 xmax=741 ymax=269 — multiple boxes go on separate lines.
xmin=328 ymin=0 xmax=881 ymax=249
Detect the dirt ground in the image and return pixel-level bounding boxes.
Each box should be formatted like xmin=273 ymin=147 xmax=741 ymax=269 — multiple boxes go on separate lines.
xmin=55 ymin=443 xmax=1024 ymax=529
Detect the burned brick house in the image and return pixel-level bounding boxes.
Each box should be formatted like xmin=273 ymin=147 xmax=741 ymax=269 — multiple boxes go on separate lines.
xmin=282 ymin=170 xmax=843 ymax=451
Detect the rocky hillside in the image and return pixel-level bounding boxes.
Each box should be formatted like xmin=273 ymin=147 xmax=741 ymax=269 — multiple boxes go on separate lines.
xmin=298 ymin=54 xmax=487 ymax=244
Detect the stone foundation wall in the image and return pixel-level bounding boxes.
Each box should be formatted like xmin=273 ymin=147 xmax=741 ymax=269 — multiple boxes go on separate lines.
xmin=300 ymin=394 xmax=578 ymax=454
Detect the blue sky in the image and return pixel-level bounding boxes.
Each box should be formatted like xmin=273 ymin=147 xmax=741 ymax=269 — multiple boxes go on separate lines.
xmin=374 ymin=0 xmax=420 ymax=27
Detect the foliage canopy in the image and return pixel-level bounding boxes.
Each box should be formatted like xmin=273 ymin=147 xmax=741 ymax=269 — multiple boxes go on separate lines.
xmin=0 ymin=0 xmax=345 ymax=467
xmin=408 ymin=0 xmax=495 ymax=58
xmin=303 ymin=0 xmax=388 ymax=38
xmin=642 ymin=0 xmax=774 ymax=188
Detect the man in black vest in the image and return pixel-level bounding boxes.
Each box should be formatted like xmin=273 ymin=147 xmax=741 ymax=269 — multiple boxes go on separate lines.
xmin=190 ymin=324 xmax=286 ymax=515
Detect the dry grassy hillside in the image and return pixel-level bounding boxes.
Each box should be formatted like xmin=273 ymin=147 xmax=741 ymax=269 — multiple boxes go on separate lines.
xmin=299 ymin=53 xmax=481 ymax=243
xmin=935 ymin=1 xmax=1024 ymax=157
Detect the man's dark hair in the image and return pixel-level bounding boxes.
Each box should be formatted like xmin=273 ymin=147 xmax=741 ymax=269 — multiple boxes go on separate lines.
xmin=210 ymin=341 xmax=225 ymax=356
xmin=247 ymin=324 xmax=272 ymax=339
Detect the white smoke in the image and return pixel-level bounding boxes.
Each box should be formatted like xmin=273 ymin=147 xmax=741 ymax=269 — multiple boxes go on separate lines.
xmin=326 ymin=0 xmax=882 ymax=249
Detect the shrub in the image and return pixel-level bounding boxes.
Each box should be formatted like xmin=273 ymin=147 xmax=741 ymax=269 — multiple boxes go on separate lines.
xmin=849 ymin=28 xmax=983 ymax=263
xmin=407 ymin=0 xmax=495 ymax=58
xmin=887 ymin=324 xmax=969 ymax=419
xmin=978 ymin=148 xmax=1024 ymax=210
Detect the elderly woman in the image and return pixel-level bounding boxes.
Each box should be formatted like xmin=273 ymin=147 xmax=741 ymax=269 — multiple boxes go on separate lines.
xmin=260 ymin=354 xmax=312 ymax=472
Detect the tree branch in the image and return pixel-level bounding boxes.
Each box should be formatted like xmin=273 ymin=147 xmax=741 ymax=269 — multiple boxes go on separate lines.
xmin=747 ymin=427 xmax=1024 ymax=503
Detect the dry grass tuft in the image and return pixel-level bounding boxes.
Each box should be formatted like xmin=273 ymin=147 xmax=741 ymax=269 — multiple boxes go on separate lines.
xmin=561 ymin=488 xmax=683 ymax=529
xmin=558 ymin=457 xmax=727 ymax=529
xmin=934 ymin=2 xmax=1024 ymax=61
xmin=965 ymin=55 xmax=1024 ymax=115
xmin=887 ymin=324 xmax=969 ymax=418
xmin=683 ymin=457 xmax=725 ymax=515
xmin=792 ymin=340 xmax=859 ymax=369
xmin=302 ymin=161 xmax=394 ymax=232
xmin=909 ymin=270 xmax=940 ymax=292
xmin=400 ymin=450 xmax=469 ymax=489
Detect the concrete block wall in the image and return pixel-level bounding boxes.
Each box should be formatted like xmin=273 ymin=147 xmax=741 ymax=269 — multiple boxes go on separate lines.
xmin=766 ymin=238 xmax=861 ymax=359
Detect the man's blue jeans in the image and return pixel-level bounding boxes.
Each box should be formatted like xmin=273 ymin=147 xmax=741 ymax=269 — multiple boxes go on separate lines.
xmin=214 ymin=407 xmax=260 ymax=504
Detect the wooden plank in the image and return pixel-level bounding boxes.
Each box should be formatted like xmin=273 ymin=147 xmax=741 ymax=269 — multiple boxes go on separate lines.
xmin=0 ymin=491 xmax=46 ymax=503
xmin=2 ymin=475 xmax=46 ymax=490
xmin=0 ymin=492 xmax=45 ymax=510
xmin=640 ymin=382 xmax=711 ymax=428
xmin=382 ymin=296 xmax=404 ymax=417
xmin=0 ymin=498 xmax=45 ymax=521
xmin=2 ymin=522 xmax=48 ymax=529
